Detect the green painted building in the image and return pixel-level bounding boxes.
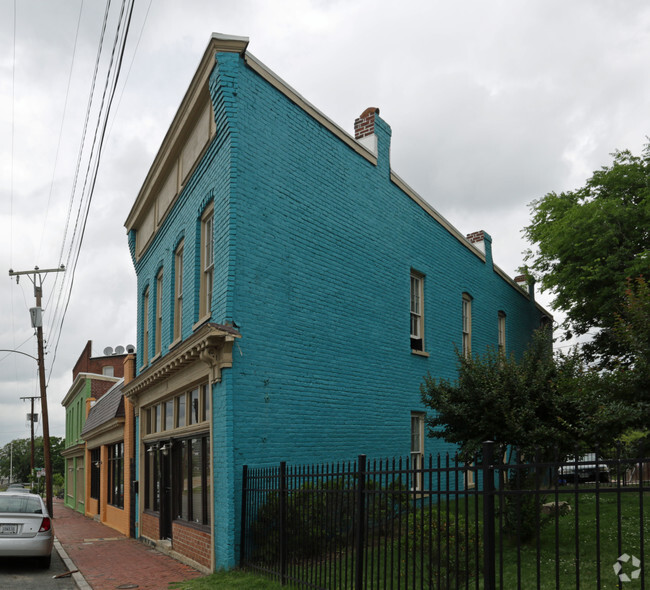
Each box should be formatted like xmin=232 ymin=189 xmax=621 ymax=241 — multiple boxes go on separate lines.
xmin=61 ymin=341 xmax=127 ymax=513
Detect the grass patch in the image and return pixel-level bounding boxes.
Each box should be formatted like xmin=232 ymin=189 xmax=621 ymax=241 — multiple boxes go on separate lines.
xmin=496 ymin=490 xmax=649 ymax=589
xmin=242 ymin=487 xmax=648 ymax=589
xmin=169 ymin=569 xmax=283 ymax=589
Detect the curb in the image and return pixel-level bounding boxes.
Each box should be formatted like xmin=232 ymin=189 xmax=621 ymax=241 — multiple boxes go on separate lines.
xmin=54 ymin=537 xmax=92 ymax=590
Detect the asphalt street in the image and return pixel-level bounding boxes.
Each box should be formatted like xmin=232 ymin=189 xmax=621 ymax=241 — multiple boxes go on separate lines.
xmin=0 ymin=547 xmax=77 ymax=590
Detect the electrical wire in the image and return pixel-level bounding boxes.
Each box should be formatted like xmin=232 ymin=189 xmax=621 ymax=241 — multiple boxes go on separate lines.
xmin=56 ymin=0 xmax=113 ymax=269
xmin=44 ymin=0 xmax=114 ymax=345
xmin=37 ymin=0 xmax=85 ymax=262
xmin=46 ymin=0 xmax=137 ymax=384
xmin=105 ymin=0 xmax=153 ymax=141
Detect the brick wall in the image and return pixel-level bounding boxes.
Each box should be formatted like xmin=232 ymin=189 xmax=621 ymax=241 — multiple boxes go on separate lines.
xmin=73 ymin=340 xmax=127 ymax=379
xmin=172 ymin=522 xmax=212 ymax=569
xmin=141 ymin=512 xmax=159 ymax=542
xmin=129 ymin=46 xmax=549 ymax=569
xmin=90 ymin=379 xmax=116 ymax=399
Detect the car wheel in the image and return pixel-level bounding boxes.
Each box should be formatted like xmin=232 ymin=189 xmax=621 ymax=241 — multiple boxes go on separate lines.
xmin=39 ymin=554 xmax=51 ymax=569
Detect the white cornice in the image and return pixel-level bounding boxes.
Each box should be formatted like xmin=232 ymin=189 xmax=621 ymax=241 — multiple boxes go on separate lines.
xmin=123 ymin=323 xmax=240 ymax=402
xmin=125 ymin=34 xmax=249 ymax=234
xmin=61 ymin=373 xmax=120 ymax=408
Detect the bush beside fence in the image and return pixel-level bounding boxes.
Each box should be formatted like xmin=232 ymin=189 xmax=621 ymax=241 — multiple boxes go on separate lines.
xmin=240 ymin=444 xmax=649 ymax=589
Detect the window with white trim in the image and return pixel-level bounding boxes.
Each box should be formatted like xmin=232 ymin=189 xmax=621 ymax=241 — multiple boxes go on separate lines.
xmin=142 ymin=287 xmax=150 ymax=365
xmin=144 ymin=385 xmax=210 ymax=435
xmin=498 ymin=311 xmax=506 ymax=356
xmin=462 ymin=293 xmax=472 ymax=357
xmin=155 ymin=269 xmax=163 ymax=356
xmin=199 ymin=205 xmax=214 ymax=319
xmin=173 ymin=241 xmax=184 ymax=341
xmin=410 ymin=272 xmax=424 ymax=351
xmin=410 ymin=411 xmax=425 ymax=490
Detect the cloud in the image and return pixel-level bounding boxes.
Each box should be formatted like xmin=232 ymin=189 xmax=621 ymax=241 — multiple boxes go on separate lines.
xmin=1 ymin=0 xmax=649 ymax=447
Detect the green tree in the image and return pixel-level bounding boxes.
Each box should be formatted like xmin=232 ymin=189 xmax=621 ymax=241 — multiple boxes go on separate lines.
xmin=523 ymin=144 xmax=650 ymax=367
xmin=0 ymin=437 xmax=65 ymax=483
xmin=421 ymin=330 xmax=635 ymax=541
xmin=420 ymin=329 xmax=633 ymax=464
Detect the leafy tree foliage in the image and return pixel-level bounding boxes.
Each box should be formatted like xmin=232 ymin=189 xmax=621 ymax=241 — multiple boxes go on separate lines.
xmin=420 ymin=329 xmax=634 ymax=463
xmin=612 ymin=275 xmax=650 ymax=428
xmin=523 ymin=144 xmax=650 ymax=366
xmin=0 ymin=437 xmax=65 ymax=483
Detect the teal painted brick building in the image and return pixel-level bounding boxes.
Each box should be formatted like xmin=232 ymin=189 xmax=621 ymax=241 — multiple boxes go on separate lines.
xmin=123 ymin=34 xmax=551 ymax=571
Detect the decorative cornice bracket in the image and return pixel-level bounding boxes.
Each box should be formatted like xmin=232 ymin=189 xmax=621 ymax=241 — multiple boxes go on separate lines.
xmin=199 ymin=335 xmax=235 ymax=383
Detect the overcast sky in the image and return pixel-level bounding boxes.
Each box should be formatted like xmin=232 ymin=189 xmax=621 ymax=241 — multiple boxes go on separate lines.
xmin=1 ymin=0 xmax=649 ymax=451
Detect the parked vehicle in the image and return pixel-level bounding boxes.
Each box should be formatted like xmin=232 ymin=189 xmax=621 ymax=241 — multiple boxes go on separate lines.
xmin=0 ymin=491 xmax=53 ymax=568
xmin=558 ymin=453 xmax=610 ymax=484
xmin=6 ymin=484 xmax=30 ymax=493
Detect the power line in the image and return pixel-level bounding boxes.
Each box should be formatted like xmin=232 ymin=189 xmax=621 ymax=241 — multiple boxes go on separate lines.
xmin=37 ymin=0 xmax=86 ymax=261
xmin=47 ymin=0 xmax=137 ymax=384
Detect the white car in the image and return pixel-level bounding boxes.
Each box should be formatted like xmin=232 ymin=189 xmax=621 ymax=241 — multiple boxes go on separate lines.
xmin=0 ymin=491 xmax=53 ymax=568
xmin=558 ymin=453 xmax=610 ymax=484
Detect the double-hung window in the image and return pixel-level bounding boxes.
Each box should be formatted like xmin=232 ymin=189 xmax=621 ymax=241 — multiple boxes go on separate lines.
xmin=498 ymin=311 xmax=506 ymax=356
xmin=462 ymin=293 xmax=472 ymax=357
xmin=142 ymin=287 xmax=150 ymax=365
xmin=410 ymin=272 xmax=424 ymax=351
xmin=174 ymin=241 xmax=184 ymax=341
xmin=155 ymin=269 xmax=163 ymax=356
xmin=410 ymin=412 xmax=425 ymax=490
xmin=199 ymin=206 xmax=214 ymax=319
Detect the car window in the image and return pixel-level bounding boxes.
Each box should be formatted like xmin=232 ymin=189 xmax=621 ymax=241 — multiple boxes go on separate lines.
xmin=0 ymin=496 xmax=43 ymax=514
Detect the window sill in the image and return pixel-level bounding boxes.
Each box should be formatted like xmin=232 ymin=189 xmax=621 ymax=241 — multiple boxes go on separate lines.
xmin=168 ymin=337 xmax=182 ymax=351
xmin=144 ymin=509 xmax=160 ymax=518
xmin=150 ymin=352 xmax=161 ymax=364
xmin=411 ymin=349 xmax=430 ymax=357
xmin=192 ymin=314 xmax=211 ymax=331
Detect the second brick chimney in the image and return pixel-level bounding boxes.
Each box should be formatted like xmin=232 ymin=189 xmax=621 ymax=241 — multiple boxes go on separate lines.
xmin=354 ymin=107 xmax=380 ymax=155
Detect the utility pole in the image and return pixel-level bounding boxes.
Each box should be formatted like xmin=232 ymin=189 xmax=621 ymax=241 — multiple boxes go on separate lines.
xmin=20 ymin=396 xmax=40 ymax=476
xmin=9 ymin=265 xmax=65 ymax=516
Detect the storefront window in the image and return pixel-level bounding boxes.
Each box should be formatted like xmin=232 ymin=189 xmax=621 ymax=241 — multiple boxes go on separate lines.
xmin=108 ymin=442 xmax=124 ymax=509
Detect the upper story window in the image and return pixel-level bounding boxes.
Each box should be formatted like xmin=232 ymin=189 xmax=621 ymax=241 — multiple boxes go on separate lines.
xmin=142 ymin=287 xmax=150 ymax=366
xmin=144 ymin=384 xmax=210 ymax=435
xmin=462 ymin=293 xmax=472 ymax=357
xmin=155 ymin=269 xmax=164 ymax=356
xmin=173 ymin=241 xmax=184 ymax=342
xmin=498 ymin=311 xmax=506 ymax=356
xmin=102 ymin=366 xmax=114 ymax=377
xmin=199 ymin=205 xmax=214 ymax=319
xmin=410 ymin=272 xmax=424 ymax=352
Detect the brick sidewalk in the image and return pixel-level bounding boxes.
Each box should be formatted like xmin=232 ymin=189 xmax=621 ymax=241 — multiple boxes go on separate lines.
xmin=52 ymin=499 xmax=203 ymax=590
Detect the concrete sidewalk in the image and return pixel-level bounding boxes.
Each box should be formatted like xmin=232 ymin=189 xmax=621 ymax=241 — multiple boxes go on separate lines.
xmin=52 ymin=498 xmax=203 ymax=590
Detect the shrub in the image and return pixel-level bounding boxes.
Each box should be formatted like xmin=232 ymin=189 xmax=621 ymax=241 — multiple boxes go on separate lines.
xmin=396 ymin=509 xmax=480 ymax=590
xmin=248 ymin=476 xmax=410 ymax=563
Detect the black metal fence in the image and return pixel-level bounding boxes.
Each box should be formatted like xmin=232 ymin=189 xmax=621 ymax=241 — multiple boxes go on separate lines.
xmin=240 ymin=443 xmax=650 ymax=589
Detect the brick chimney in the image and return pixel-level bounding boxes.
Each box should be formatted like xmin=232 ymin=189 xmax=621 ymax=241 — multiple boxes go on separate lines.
xmin=514 ymin=274 xmax=535 ymax=299
xmin=514 ymin=274 xmax=527 ymax=288
xmin=354 ymin=107 xmax=380 ymax=155
xmin=466 ymin=230 xmax=486 ymax=253
xmin=354 ymin=107 xmax=379 ymax=139
xmin=466 ymin=230 xmax=493 ymax=265
xmin=123 ymin=353 xmax=136 ymax=385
